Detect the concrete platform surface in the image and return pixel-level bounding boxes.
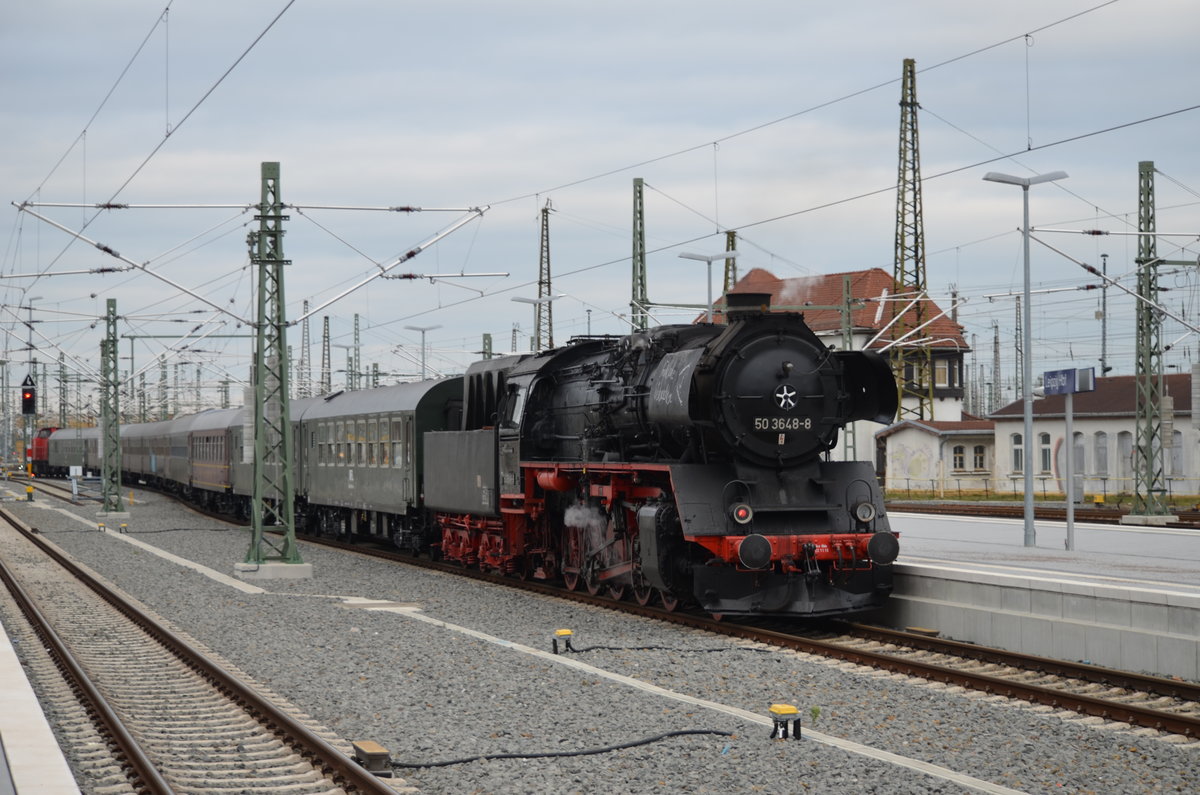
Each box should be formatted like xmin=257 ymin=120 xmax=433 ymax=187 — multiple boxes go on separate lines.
xmin=0 ymin=626 xmax=80 ymax=794
xmin=877 ymin=511 xmax=1200 ymax=679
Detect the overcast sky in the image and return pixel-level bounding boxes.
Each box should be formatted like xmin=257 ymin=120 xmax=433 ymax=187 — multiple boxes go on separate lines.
xmin=2 ymin=0 xmax=1199 ymax=410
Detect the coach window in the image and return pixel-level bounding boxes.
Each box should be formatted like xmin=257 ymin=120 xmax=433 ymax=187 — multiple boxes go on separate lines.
xmin=379 ymin=419 xmax=390 ymax=466
xmin=336 ymin=422 xmax=345 ymax=465
xmin=405 ymin=417 xmax=414 ymax=466
xmin=1011 ymin=433 xmax=1023 ymax=473
xmin=356 ymin=420 xmax=366 ymax=466
xmin=391 ymin=419 xmax=403 ymax=468
xmin=952 ymin=445 xmax=965 ymax=471
xmin=368 ymin=420 xmax=378 ymax=466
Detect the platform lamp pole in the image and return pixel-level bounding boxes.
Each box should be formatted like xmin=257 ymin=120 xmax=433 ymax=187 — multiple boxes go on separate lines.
xmin=679 ymin=250 xmax=738 ymax=323
xmin=983 ymin=170 xmax=1067 ymax=547
xmin=404 ymin=325 xmax=440 ymax=380
xmin=511 ymin=295 xmax=561 ymax=353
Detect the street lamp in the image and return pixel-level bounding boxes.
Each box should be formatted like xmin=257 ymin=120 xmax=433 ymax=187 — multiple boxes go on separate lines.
xmin=511 ymin=295 xmax=561 ymax=352
xmin=403 ymin=324 xmax=440 ymax=380
xmin=982 ymin=170 xmax=1067 ymax=547
xmin=678 ymin=250 xmax=739 ymax=323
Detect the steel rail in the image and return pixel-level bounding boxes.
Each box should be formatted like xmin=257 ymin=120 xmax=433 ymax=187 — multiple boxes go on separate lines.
xmin=845 ymin=622 xmax=1200 ymax=703
xmin=0 ymin=519 xmax=176 ymax=794
xmin=0 ymin=507 xmax=396 ymax=794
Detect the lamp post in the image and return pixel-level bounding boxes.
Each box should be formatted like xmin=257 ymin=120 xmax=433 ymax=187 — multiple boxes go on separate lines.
xmin=511 ymin=295 xmax=560 ymax=352
xmin=678 ymin=250 xmax=739 ymax=323
xmin=403 ymin=324 xmax=440 ymax=380
xmin=982 ymin=170 xmax=1067 ymax=547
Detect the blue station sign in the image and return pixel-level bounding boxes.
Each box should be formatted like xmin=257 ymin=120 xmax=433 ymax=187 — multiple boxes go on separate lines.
xmin=1043 ymin=367 xmax=1096 ymax=396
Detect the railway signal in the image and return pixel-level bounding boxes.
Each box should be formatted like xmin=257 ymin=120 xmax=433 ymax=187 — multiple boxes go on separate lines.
xmin=21 ymin=386 xmax=36 ymax=415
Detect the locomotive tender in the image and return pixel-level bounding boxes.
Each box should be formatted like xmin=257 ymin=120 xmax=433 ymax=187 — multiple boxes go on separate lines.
xmin=40 ymin=292 xmax=898 ymax=618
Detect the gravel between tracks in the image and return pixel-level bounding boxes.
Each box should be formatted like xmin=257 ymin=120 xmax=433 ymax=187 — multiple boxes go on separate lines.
xmin=4 ymin=488 xmax=1198 ymax=794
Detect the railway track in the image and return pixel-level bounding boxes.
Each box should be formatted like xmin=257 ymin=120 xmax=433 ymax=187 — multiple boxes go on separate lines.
xmin=302 ymin=532 xmax=1200 ymax=741
xmin=0 ymin=505 xmax=400 ymax=794
xmin=15 ymin=479 xmax=1200 ymax=755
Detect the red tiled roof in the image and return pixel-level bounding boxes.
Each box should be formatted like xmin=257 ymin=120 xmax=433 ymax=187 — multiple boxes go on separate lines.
xmin=991 ymin=373 xmax=1193 ymax=418
xmin=716 ymin=267 xmax=968 ymax=351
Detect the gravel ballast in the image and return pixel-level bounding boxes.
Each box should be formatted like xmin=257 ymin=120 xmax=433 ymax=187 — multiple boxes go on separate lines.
xmin=3 ymin=488 xmax=1198 ymax=794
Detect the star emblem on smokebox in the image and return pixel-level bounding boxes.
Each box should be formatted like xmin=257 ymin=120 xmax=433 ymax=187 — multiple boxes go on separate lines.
xmin=774 ymin=384 xmax=797 ymax=410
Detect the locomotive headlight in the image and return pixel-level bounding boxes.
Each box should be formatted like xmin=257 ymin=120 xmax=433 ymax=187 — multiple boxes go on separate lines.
xmin=852 ymin=501 xmax=877 ymax=523
xmin=730 ymin=503 xmax=754 ymax=525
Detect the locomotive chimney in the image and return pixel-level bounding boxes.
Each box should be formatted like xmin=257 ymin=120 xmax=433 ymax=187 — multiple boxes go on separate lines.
xmin=724 ymin=292 xmax=772 ymax=318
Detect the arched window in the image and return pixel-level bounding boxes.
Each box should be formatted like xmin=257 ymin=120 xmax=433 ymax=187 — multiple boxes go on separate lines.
xmin=1094 ymin=431 xmax=1108 ymax=475
xmin=973 ymin=444 xmax=986 ymax=470
xmin=1011 ymin=433 xmax=1023 ymax=473
xmin=952 ymin=445 xmax=965 ymax=470
xmin=1039 ymin=432 xmax=1052 ymax=472
xmin=1117 ymin=431 xmax=1133 ymax=479
xmin=1073 ymin=432 xmax=1086 ymax=475
xmin=1171 ymin=430 xmax=1185 ymax=476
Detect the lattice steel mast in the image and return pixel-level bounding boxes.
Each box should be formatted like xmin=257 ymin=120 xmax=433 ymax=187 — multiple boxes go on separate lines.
xmin=299 ymin=299 xmax=311 ymax=398
xmin=536 ymin=199 xmax=554 ymax=350
xmin=1132 ymin=160 xmax=1169 ymax=517
xmin=99 ymin=298 xmax=124 ymax=514
xmin=722 ymin=230 xmax=739 ymax=294
xmin=320 ymin=316 xmax=331 ymax=395
xmin=631 ymin=178 xmax=649 ymax=330
xmin=891 ymin=58 xmax=934 ymax=420
xmin=243 ymin=162 xmax=301 ymax=566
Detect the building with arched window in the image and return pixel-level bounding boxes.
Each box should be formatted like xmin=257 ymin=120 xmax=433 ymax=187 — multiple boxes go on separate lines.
xmin=989 ymin=373 xmax=1195 ymax=501
xmin=876 ymin=373 xmax=1197 ymax=501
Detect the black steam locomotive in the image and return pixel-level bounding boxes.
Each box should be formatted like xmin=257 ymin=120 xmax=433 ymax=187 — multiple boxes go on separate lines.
xmin=41 ymin=292 xmax=898 ymax=618
xmin=426 ymin=292 xmax=899 ymax=616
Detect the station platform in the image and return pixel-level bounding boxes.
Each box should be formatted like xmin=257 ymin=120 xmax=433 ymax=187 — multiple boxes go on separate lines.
xmin=0 ymin=622 xmax=80 ymax=794
xmin=874 ymin=510 xmax=1200 ymax=680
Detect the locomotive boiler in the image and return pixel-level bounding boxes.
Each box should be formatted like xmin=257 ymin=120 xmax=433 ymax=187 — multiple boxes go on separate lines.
xmin=425 ymin=292 xmax=899 ymax=617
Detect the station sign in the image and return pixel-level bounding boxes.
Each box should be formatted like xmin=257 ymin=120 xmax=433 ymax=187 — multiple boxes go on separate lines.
xmin=1043 ymin=367 xmax=1096 ymax=396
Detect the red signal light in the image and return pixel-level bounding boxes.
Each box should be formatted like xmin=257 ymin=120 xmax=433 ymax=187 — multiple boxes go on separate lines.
xmin=730 ymin=503 xmax=753 ymax=525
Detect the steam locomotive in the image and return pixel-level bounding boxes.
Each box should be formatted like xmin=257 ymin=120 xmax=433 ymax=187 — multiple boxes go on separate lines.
xmin=426 ymin=292 xmax=898 ymax=615
xmin=38 ymin=292 xmax=898 ymax=618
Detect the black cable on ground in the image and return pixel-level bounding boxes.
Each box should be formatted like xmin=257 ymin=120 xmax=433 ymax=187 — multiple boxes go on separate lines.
xmin=392 ymin=729 xmax=735 ymax=769
xmin=567 ymin=644 xmax=771 ymax=654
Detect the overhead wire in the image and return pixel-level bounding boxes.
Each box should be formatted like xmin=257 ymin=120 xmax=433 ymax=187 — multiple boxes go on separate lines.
xmin=23 ymin=0 xmax=299 ymax=288
xmin=483 ymin=0 xmax=1124 ymax=209
xmin=20 ymin=1 xmax=176 ymax=205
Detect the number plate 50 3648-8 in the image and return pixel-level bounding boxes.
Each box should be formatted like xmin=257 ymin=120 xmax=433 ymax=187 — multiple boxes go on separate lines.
xmin=753 ymin=416 xmax=811 ymax=431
